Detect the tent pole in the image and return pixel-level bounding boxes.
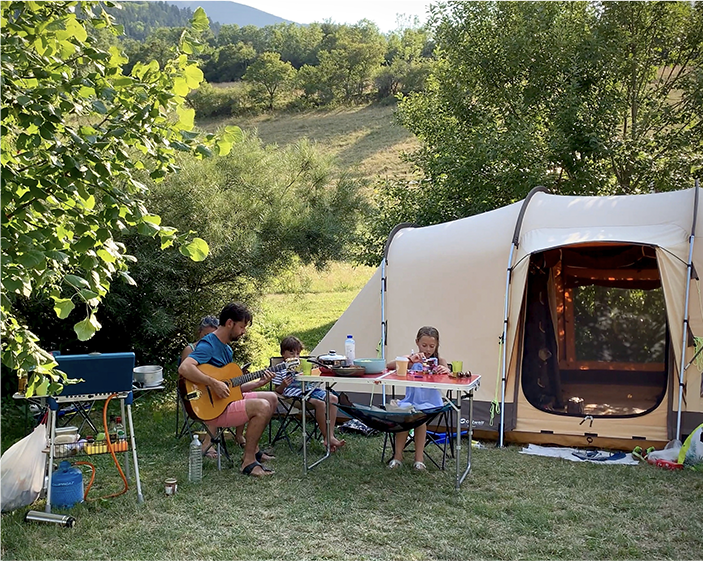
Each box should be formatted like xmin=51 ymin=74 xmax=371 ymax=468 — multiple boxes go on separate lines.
xmin=499 ymin=186 xmax=549 ymax=447
xmin=382 ymin=223 xmax=415 ymax=406
xmin=676 ymin=180 xmax=699 ymax=440
xmin=499 ymin=244 xmax=516 ymax=447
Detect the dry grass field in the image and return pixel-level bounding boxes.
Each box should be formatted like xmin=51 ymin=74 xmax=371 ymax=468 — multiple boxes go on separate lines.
xmin=205 ymin=103 xmax=422 ymax=182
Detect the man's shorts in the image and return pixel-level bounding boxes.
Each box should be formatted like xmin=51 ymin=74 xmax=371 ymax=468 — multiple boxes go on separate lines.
xmin=208 ymin=392 xmax=261 ymax=430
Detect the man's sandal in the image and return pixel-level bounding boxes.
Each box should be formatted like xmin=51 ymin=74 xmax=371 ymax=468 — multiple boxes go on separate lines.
xmin=255 ymin=450 xmax=275 ymax=463
xmin=241 ymin=461 xmax=273 ymax=477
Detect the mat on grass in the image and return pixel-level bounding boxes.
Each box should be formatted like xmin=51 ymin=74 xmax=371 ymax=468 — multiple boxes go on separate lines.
xmin=519 ymin=444 xmax=639 ymax=465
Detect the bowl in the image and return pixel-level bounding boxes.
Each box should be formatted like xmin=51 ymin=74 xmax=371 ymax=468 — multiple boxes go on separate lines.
xmin=133 ymin=365 xmax=163 ymax=387
xmin=332 ymin=365 xmax=366 ymax=377
xmin=353 ymin=358 xmax=386 ymax=374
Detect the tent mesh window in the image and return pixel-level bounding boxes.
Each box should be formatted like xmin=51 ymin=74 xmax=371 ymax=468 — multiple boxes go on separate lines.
xmin=521 ymin=244 xmax=668 ymax=418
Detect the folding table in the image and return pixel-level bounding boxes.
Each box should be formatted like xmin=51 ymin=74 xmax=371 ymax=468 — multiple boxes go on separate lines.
xmin=299 ymin=371 xmax=481 ymax=489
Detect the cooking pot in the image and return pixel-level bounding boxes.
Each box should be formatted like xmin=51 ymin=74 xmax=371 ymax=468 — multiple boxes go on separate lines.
xmin=133 ymin=365 xmax=163 ymax=387
xmin=315 ymin=351 xmax=347 ymax=368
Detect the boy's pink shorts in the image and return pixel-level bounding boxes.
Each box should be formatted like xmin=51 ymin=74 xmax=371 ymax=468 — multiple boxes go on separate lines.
xmin=207 ymin=392 xmax=260 ymax=430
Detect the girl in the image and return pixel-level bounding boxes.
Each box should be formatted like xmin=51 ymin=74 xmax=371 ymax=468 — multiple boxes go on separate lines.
xmin=386 ymin=326 xmax=450 ymax=470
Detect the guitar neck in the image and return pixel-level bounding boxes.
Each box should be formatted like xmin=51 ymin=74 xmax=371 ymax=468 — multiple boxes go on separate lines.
xmin=228 ymin=363 xmax=286 ymax=388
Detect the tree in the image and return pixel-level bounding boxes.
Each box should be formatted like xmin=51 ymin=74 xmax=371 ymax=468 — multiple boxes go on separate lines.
xmin=202 ymin=41 xmax=257 ymax=82
xmin=382 ymin=1 xmax=702 ymax=234
xmin=1 ymin=2 xmax=236 ymax=394
xmin=243 ymin=51 xmax=296 ymax=110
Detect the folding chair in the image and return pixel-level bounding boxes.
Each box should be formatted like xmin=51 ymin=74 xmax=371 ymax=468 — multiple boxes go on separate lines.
xmin=177 ymin=378 xmax=235 ymax=471
xmin=266 ymin=356 xmax=320 ymax=450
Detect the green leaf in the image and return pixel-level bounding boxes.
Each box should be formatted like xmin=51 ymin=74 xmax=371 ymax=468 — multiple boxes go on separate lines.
xmin=118 ymin=271 xmax=137 ymax=286
xmin=74 ymin=313 xmax=101 ymax=341
xmin=52 ymin=297 xmax=75 ymax=319
xmin=96 ymin=248 xmax=116 ymax=263
xmin=176 ymin=106 xmax=195 ymax=131
xmin=64 ymin=274 xmax=90 ymax=289
xmin=173 ymin=77 xmax=189 ymax=97
xmin=184 ymin=64 xmax=204 ymax=88
xmin=191 ymin=7 xmax=210 ymax=32
xmin=179 ymin=237 xmax=209 ymax=262
xmin=78 ymin=289 xmax=99 ymax=301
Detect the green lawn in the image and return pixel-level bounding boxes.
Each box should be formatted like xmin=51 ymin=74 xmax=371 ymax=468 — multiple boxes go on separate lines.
xmin=1 ymin=398 xmax=701 ymax=560
xmin=2 ymin=262 xmax=702 ymax=560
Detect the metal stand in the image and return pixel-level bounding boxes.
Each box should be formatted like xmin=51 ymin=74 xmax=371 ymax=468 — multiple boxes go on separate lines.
xmin=44 ymin=391 xmax=143 ymax=513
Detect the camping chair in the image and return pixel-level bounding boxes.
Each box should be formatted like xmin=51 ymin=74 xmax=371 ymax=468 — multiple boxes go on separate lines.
xmin=177 ymin=379 xmax=235 ymax=471
xmin=267 ymin=356 xmax=320 ymax=451
xmin=336 ymin=394 xmax=455 ymax=469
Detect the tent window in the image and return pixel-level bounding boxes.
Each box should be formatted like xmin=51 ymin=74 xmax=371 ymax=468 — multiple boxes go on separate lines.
xmin=521 ymin=244 xmax=668 ymax=418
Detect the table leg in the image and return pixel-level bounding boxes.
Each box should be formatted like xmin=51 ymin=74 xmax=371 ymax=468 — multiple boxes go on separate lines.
xmin=456 ymin=390 xmax=474 ymax=489
xmin=126 ymin=404 xmax=144 ymax=503
xmin=45 ymin=408 xmax=57 ymax=513
xmin=120 ymin=399 xmax=130 ymax=479
xmin=302 ymin=380 xmax=332 ymax=472
xmin=302 ymin=378 xmax=307 ymax=473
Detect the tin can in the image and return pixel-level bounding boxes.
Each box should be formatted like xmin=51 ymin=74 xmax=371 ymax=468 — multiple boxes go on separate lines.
xmin=164 ymin=477 xmax=177 ymax=496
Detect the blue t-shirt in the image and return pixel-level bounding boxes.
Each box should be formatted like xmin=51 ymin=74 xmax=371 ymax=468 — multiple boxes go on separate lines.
xmin=188 ymin=332 xmax=232 ymax=367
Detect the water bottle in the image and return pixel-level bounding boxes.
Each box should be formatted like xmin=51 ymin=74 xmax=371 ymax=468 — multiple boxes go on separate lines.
xmin=345 ymin=334 xmax=355 ymax=366
xmin=188 ymin=434 xmax=202 ymax=483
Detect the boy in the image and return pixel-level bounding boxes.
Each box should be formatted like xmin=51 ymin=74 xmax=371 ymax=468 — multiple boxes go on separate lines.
xmin=273 ymin=336 xmax=346 ymax=451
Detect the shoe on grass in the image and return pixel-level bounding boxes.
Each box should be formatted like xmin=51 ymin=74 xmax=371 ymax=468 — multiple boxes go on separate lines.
xmin=388 ymin=459 xmax=402 ymax=469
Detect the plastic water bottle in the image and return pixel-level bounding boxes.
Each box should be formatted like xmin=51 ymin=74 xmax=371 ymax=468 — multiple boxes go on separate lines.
xmin=345 ymin=334 xmax=355 ymax=366
xmin=188 ymin=434 xmax=202 ymax=483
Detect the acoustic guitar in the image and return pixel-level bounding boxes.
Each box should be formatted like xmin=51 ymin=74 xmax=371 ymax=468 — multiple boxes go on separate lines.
xmin=180 ymin=359 xmax=300 ymax=421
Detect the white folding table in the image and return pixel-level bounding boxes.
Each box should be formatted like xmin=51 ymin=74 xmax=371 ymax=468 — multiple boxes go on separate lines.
xmin=299 ymin=371 xmax=481 ymax=489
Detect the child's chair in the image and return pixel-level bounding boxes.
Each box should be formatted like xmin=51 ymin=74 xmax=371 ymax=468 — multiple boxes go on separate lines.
xmin=266 ymin=356 xmax=320 ymax=450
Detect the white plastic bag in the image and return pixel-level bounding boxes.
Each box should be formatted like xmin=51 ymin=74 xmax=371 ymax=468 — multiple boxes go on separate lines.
xmin=1 ymin=423 xmax=47 ymax=512
xmin=646 ymin=439 xmax=682 ymax=463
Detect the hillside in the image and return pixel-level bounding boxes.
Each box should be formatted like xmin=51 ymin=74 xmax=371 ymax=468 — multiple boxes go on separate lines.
xmin=165 ymin=1 xmax=293 ymax=26
xmin=204 ymin=103 xmax=422 ymax=182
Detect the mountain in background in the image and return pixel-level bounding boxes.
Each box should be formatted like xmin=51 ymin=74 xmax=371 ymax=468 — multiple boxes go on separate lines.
xmin=109 ymin=1 xmax=295 ymax=41
xmin=165 ymin=1 xmax=294 ymax=27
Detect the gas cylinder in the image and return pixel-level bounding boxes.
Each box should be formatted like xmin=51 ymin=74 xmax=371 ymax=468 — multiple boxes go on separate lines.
xmin=50 ymin=461 xmax=84 ymax=509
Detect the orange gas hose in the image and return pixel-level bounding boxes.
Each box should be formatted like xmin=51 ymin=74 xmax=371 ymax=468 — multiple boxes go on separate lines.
xmin=73 ymin=394 xmax=129 ymax=501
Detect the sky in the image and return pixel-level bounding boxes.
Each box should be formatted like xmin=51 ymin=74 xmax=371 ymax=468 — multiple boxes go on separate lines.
xmin=236 ymin=1 xmax=434 ymax=33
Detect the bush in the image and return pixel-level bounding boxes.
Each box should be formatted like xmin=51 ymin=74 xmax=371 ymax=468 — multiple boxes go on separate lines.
xmin=187 ymin=82 xmax=252 ymax=118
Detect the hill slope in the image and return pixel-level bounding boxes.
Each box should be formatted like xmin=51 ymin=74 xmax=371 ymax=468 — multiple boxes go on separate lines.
xmin=165 ymin=0 xmax=294 ymax=26
xmin=205 ymin=103 xmax=422 ymax=182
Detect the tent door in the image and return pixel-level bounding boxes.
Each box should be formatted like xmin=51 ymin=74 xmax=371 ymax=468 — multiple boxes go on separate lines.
xmin=520 ymin=244 xmax=669 ymax=419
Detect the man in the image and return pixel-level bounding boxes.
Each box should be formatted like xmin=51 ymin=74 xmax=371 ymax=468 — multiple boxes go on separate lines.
xmin=178 ymin=302 xmax=278 ymax=477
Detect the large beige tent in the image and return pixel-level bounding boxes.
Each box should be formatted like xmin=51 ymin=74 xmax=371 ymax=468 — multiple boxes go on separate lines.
xmin=314 ymin=186 xmax=703 ymax=449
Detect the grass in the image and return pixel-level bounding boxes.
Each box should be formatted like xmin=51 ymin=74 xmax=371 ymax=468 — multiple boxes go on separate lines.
xmin=3 ymin=266 xmax=702 ymax=560
xmin=249 ymin=262 xmax=375 ymax=365
xmin=2 ymin=397 xmax=702 ymax=560
xmin=201 ymin=103 xmax=422 ymax=182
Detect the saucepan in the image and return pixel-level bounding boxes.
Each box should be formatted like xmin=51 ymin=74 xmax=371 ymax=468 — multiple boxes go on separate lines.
xmin=314 ymin=351 xmax=348 ymax=368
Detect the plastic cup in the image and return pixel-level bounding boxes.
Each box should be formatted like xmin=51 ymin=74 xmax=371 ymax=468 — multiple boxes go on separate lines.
xmin=396 ymin=357 xmax=409 ymax=377
xmin=300 ymin=359 xmax=312 ymax=375
xmin=451 ymin=361 xmax=463 ymax=374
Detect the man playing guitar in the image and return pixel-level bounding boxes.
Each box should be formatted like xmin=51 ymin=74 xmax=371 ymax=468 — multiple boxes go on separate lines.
xmin=178 ymin=302 xmax=278 ymax=477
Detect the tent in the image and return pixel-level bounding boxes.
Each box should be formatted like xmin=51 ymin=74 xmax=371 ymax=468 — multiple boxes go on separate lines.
xmin=313 ymin=186 xmax=703 ymax=450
